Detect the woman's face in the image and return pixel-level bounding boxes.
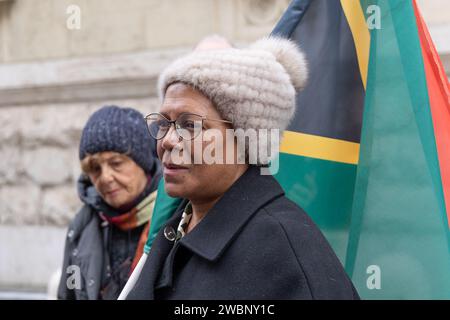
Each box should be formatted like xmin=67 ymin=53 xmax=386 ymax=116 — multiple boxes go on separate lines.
xmin=84 ymin=152 xmax=147 ymax=209
xmin=157 ymin=83 xmax=247 ymax=202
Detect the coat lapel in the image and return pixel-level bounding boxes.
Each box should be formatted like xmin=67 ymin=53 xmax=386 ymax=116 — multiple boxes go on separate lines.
xmin=180 ymin=166 xmax=285 ymax=262
xmin=128 ymin=199 xmax=187 ymax=299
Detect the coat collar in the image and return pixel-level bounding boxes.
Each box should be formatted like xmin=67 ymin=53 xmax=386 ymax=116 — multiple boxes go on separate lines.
xmin=178 ymin=165 xmax=285 ymax=262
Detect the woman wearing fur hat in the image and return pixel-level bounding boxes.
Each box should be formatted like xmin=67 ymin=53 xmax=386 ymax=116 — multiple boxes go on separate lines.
xmin=57 ymin=105 xmax=162 ymax=300
xmin=126 ymin=37 xmax=359 ymax=299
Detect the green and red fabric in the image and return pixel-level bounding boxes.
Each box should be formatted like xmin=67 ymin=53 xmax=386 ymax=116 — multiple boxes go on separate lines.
xmin=144 ymin=179 xmax=183 ymax=254
xmin=99 ymin=190 xmax=158 ymax=272
xmin=272 ymin=0 xmax=450 ymax=299
xmin=100 ymin=190 xmax=157 ymax=231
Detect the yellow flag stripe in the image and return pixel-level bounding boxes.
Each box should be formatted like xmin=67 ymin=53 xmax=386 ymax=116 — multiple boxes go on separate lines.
xmin=280 ymin=131 xmax=360 ymax=165
xmin=340 ymin=0 xmax=371 ymax=89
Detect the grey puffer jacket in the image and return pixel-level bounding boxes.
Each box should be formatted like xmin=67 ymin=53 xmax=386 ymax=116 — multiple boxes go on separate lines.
xmin=57 ymin=166 xmax=161 ymax=300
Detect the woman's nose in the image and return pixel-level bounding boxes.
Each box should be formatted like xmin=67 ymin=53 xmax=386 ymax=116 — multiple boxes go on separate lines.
xmin=161 ymin=125 xmax=181 ymax=151
xmin=99 ymin=165 xmax=115 ymax=184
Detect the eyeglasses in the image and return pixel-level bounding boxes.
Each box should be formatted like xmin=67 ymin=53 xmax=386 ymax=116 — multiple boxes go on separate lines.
xmin=145 ymin=112 xmax=232 ymax=141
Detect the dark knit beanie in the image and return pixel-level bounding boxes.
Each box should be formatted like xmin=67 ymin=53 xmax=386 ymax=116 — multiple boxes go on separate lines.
xmin=79 ymin=105 xmax=154 ymax=173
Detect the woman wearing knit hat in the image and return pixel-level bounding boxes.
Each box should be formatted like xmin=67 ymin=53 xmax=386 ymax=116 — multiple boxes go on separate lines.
xmin=57 ymin=105 xmax=162 ymax=300
xmin=126 ymin=37 xmax=359 ymax=299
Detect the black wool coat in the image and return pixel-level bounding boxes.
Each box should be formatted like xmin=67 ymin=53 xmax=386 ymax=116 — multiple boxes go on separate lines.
xmin=127 ymin=165 xmax=359 ymax=300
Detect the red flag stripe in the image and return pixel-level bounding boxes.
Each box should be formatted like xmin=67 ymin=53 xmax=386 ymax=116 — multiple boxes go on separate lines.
xmin=413 ymin=0 xmax=450 ymax=227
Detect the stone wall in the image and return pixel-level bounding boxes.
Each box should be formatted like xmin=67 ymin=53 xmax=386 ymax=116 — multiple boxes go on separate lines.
xmin=0 ymin=0 xmax=290 ymax=63
xmin=0 ymin=98 xmax=159 ymax=227
xmin=0 ymin=48 xmax=186 ymax=228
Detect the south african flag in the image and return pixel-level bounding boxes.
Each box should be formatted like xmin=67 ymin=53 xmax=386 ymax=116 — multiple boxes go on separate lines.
xmin=272 ymin=0 xmax=450 ymax=299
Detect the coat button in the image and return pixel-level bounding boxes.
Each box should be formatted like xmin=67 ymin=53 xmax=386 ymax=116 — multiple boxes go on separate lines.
xmin=67 ymin=230 xmax=74 ymax=238
xmin=164 ymin=226 xmax=176 ymax=242
xmin=72 ymin=248 xmax=78 ymax=256
xmin=106 ymin=265 xmax=111 ymax=278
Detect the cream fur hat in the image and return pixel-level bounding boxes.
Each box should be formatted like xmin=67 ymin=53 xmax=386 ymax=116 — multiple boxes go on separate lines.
xmin=158 ymin=36 xmax=308 ymax=165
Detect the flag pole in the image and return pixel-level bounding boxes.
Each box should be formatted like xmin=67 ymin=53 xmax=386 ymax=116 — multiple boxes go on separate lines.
xmin=117 ymin=252 xmax=148 ymax=300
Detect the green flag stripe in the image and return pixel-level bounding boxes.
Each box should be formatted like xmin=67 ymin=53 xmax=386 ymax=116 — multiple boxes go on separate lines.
xmin=346 ymin=0 xmax=450 ymax=299
xmin=274 ymin=152 xmax=357 ymax=264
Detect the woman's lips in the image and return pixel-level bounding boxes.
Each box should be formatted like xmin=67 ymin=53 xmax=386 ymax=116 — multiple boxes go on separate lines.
xmin=105 ymin=189 xmax=121 ymax=198
xmin=163 ymin=163 xmax=189 ymax=177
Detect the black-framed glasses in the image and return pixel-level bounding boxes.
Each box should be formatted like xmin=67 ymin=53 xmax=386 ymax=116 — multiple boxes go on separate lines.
xmin=145 ymin=112 xmax=232 ymax=141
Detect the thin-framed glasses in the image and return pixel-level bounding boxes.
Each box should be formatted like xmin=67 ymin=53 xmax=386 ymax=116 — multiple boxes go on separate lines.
xmin=145 ymin=112 xmax=232 ymax=141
